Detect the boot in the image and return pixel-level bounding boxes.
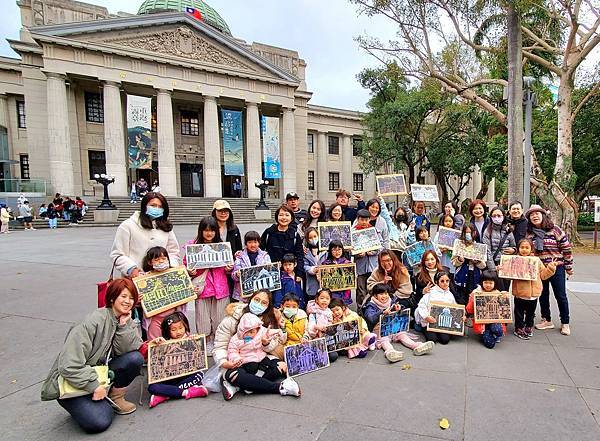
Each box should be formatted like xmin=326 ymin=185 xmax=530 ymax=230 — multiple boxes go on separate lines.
xmin=108 ymin=387 xmax=137 ymax=415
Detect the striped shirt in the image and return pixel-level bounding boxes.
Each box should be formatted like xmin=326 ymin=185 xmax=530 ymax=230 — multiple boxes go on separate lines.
xmin=528 ymin=226 xmax=573 ymax=272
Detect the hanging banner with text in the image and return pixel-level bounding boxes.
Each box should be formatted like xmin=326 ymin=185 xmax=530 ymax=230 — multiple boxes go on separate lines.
xmin=261 ymin=115 xmax=281 ymax=179
xmin=221 ymin=109 xmax=245 ymax=176
xmin=126 ymin=95 xmax=152 ymax=169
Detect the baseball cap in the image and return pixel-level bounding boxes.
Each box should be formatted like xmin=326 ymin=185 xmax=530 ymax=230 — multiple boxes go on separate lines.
xmin=286 ymin=192 xmax=300 ymax=200
xmin=213 ymin=200 xmax=231 ymax=211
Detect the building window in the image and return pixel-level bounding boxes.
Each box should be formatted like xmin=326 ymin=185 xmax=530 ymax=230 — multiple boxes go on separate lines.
xmin=307 ymin=133 xmax=314 ymax=153
xmin=181 ymin=111 xmax=199 ymax=136
xmin=151 ymin=107 xmax=157 ymax=132
xmin=328 ymin=172 xmax=340 ymax=191
xmin=353 ymin=173 xmax=364 ymax=192
xmin=16 ymin=101 xmax=26 ymax=128
xmin=353 ymin=138 xmax=362 ymax=156
xmin=88 ymin=150 xmax=106 ymax=179
xmin=85 ymin=92 xmax=104 ymax=123
xmin=19 ymin=154 xmax=30 ymax=180
xmin=328 ymin=136 xmax=339 ymax=155
xmin=308 ymin=170 xmax=315 ymax=190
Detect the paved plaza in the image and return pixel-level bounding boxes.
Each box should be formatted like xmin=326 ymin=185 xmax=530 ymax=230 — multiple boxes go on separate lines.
xmin=1 ymin=225 xmax=600 ymax=441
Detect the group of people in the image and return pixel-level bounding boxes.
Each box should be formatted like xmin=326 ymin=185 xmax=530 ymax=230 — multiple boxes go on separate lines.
xmin=130 ymin=178 xmax=161 ymax=203
xmin=41 ymin=190 xmax=574 ymax=434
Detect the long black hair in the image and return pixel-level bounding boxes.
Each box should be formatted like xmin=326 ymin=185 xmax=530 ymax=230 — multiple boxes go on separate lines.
xmin=194 ymin=216 xmax=220 ymax=244
xmin=302 ymin=199 xmax=326 ymax=232
xmin=211 ymin=207 xmax=237 ymax=231
xmin=139 ymin=192 xmax=173 ymax=232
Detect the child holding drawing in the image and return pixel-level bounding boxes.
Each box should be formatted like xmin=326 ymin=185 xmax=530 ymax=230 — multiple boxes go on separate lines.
xmin=319 ymin=239 xmax=353 ymax=305
xmin=222 ymin=312 xmax=300 ymax=400
xmin=329 ymin=298 xmax=375 ymax=359
xmin=452 ymin=224 xmax=487 ymax=305
xmin=304 ymin=227 xmax=327 ymax=300
xmin=363 ymin=283 xmax=434 ymax=362
xmin=231 ymin=230 xmax=271 ymax=301
xmin=183 ymin=216 xmax=232 ymax=356
xmin=465 ymin=271 xmax=508 ymax=349
xmin=434 ymin=214 xmax=456 ymax=274
xmin=141 ymin=312 xmax=209 ymax=408
xmin=272 ymin=253 xmax=304 ymax=308
xmin=141 ymin=246 xmax=188 ymax=339
xmin=304 ymin=289 xmax=339 ymax=363
xmin=499 ymin=239 xmax=556 ymax=340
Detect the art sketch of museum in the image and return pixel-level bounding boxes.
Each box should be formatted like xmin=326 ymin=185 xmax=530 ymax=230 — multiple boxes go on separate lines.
xmin=0 ymin=0 xmax=494 ymax=203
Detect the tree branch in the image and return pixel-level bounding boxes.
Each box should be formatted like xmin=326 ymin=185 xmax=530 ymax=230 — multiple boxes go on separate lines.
xmin=521 ymin=25 xmax=561 ymax=54
xmin=572 ymin=81 xmax=600 ymax=120
xmin=522 ymin=50 xmax=562 ymax=75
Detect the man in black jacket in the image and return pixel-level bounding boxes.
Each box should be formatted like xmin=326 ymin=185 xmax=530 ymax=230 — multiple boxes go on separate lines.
xmin=335 ymin=189 xmax=365 ymax=223
xmin=285 ymin=192 xmax=307 ymax=228
xmin=507 ymin=201 xmax=528 ymax=244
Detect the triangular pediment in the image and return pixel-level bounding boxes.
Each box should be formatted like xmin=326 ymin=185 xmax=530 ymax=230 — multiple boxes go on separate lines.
xmin=28 ymin=12 xmax=299 ymax=84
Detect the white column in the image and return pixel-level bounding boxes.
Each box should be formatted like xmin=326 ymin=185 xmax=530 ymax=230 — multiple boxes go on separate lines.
xmin=317 ymin=131 xmax=329 ymax=200
xmin=245 ymin=101 xmax=261 ymax=198
xmin=156 ymin=89 xmax=178 ymax=197
xmin=342 ymin=134 xmax=353 ymax=191
xmin=46 ymin=73 xmax=75 ymax=195
xmin=486 ymin=178 xmax=496 ymax=203
xmin=203 ymin=95 xmax=222 ymax=197
xmin=473 ymin=165 xmax=482 ymax=199
xmin=281 ymin=107 xmax=296 ymax=196
xmin=102 ymin=81 xmax=127 ymax=196
xmin=0 ymin=94 xmax=12 ymax=178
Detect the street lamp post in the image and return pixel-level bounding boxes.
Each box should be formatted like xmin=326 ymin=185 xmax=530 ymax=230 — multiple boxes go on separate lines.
xmin=94 ymin=173 xmax=116 ymax=209
xmin=254 ymin=180 xmax=269 ymax=210
xmin=523 ymin=76 xmax=537 ymax=210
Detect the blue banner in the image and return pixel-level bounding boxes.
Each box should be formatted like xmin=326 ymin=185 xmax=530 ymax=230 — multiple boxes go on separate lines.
xmin=261 ymin=115 xmax=281 ymax=179
xmin=221 ymin=109 xmax=244 ymax=176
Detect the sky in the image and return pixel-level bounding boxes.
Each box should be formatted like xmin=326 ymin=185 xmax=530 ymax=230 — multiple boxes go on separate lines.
xmin=0 ymin=0 xmax=398 ymax=112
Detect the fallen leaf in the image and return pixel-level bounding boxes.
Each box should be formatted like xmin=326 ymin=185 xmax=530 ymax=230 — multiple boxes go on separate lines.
xmin=11 ymin=379 xmax=17 ymax=384
xmin=439 ymin=418 xmax=450 ymax=430
xmin=546 ymin=387 xmax=556 ymax=392
xmin=401 ymin=363 xmax=411 ymax=370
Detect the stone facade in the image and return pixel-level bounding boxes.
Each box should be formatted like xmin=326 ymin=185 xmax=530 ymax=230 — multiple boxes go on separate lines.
xmin=0 ymin=0 xmax=492 ymax=204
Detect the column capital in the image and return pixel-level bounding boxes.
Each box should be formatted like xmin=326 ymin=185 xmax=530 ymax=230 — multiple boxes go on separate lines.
xmin=203 ymin=94 xmax=218 ymax=102
xmin=156 ymin=88 xmax=173 ymax=96
xmin=245 ymin=100 xmax=259 ymax=107
xmin=0 ymin=93 xmax=7 ymax=100
xmin=101 ymin=80 xmax=121 ymax=88
xmin=44 ymin=71 xmax=67 ymax=81
xmin=282 ymin=106 xmax=295 ymax=113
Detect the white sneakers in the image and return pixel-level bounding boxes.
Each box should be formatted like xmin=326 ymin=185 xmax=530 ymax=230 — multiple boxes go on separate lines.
xmin=279 ymin=377 xmax=301 ymax=397
xmin=413 ymin=341 xmax=435 ymax=356
xmin=385 ymin=349 xmax=404 ymax=363
xmin=220 ymin=377 xmax=240 ymax=401
xmin=560 ymin=324 xmax=571 ymax=336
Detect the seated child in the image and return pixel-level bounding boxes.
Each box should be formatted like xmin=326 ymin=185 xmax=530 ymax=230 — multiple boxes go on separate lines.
xmin=466 ymin=271 xmax=508 ymax=349
xmin=415 ymin=271 xmax=461 ymax=345
xmin=142 ymin=312 xmax=208 ymax=408
xmin=363 ymin=283 xmax=434 ymax=363
xmin=280 ymin=293 xmax=308 ymax=347
xmin=329 ymin=298 xmax=377 ymax=359
xmin=305 ymin=289 xmax=338 ymax=363
xmin=231 ymin=230 xmax=271 ymax=301
xmin=224 ymin=312 xmax=300 ymax=399
xmin=273 ymin=253 xmax=304 ymax=308
xmin=319 ymin=239 xmax=352 ymax=305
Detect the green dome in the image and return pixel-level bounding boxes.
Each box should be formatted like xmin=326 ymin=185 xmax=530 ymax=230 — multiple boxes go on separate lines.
xmin=137 ymin=0 xmax=232 ymax=35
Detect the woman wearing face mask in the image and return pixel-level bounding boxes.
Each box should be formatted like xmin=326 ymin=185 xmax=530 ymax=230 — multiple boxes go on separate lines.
xmin=110 ymin=192 xmax=180 ymax=280
xmin=213 ymin=289 xmax=285 ymax=400
xmin=376 ymin=196 xmax=416 ymax=258
xmin=482 ymin=207 xmax=516 ymax=290
xmin=303 ymin=227 xmax=327 ymax=299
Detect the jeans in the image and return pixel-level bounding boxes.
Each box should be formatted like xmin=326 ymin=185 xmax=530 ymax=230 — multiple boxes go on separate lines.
xmin=57 ymin=351 xmax=143 ymax=434
xmin=130 ymin=191 xmax=137 ymax=202
xmin=481 ymin=323 xmax=504 ymax=349
xmin=539 ymin=265 xmax=569 ymax=324
xmin=48 ymin=218 xmax=58 ymax=228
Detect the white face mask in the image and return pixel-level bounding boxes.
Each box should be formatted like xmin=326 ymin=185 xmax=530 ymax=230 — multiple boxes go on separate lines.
xmin=153 ymin=261 xmax=169 ymax=271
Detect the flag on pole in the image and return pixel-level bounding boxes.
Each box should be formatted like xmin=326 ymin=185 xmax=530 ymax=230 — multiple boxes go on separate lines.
xmin=185 ymin=7 xmax=203 ymax=21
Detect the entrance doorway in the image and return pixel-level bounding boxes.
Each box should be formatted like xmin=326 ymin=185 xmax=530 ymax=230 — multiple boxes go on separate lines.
xmin=180 ymin=163 xmax=203 ymax=197
xmin=222 ymin=172 xmax=244 ymax=198
xmin=133 ymin=161 xmax=158 ymax=189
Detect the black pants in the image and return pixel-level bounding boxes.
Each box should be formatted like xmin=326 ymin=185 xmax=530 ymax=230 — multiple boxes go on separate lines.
xmin=422 ymin=329 xmax=451 ymax=345
xmin=514 ymin=297 xmax=538 ymax=329
xmin=224 ymin=357 xmax=285 ymax=394
xmin=57 ymin=351 xmax=144 ymax=434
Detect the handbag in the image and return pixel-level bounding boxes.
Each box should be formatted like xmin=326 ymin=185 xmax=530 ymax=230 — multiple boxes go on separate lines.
xmin=97 ymin=258 xmax=119 ymax=308
xmin=58 ymin=365 xmax=111 ymax=399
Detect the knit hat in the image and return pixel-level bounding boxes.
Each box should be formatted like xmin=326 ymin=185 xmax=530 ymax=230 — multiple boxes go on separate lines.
xmin=237 ymin=313 xmax=263 ymax=338
xmin=213 ymin=199 xmax=231 ymax=211
xmin=525 ymin=204 xmax=546 ymax=219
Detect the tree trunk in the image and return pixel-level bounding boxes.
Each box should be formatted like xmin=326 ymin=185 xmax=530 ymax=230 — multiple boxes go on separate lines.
xmin=476 ymin=176 xmax=490 ymax=200
xmin=531 ymin=178 xmax=580 ymax=243
xmin=506 ymin=2 xmax=524 ymax=204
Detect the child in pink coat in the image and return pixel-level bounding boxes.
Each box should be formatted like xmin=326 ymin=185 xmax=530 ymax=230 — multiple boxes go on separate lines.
xmin=305 ymin=289 xmax=334 ymax=339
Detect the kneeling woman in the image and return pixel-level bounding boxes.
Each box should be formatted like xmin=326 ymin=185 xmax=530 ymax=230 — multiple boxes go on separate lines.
xmin=41 ymin=279 xmax=144 ymax=434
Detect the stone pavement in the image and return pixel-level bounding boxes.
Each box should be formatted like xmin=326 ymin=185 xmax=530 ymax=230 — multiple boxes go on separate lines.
xmin=1 ymin=225 xmax=599 ymax=441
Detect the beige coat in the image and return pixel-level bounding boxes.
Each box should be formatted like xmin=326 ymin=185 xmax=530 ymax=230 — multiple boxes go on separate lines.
xmin=367 ymin=269 xmax=412 ymax=299
xmin=511 ymin=257 xmax=556 ymax=299
xmin=110 ymin=212 xmax=180 ymax=276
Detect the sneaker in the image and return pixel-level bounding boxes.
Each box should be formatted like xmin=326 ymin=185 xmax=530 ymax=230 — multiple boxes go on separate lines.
xmin=560 ymin=324 xmax=571 ymax=336
xmin=384 ymin=349 xmax=404 ymax=363
xmin=368 ymin=335 xmax=376 ymax=351
xmin=524 ymin=327 xmax=534 ymax=338
xmin=535 ymin=320 xmax=555 ymax=330
xmin=220 ymin=376 xmax=239 ymax=401
xmin=514 ymin=329 xmax=529 ymax=340
xmin=149 ymin=394 xmax=169 ymax=408
xmin=185 ymin=385 xmax=208 ymax=399
xmin=413 ymin=341 xmax=434 ymax=356
xmin=279 ymin=377 xmax=301 ymax=397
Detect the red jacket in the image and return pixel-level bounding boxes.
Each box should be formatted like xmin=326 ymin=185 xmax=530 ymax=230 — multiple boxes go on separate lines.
xmin=466 ymin=289 xmax=507 ymax=335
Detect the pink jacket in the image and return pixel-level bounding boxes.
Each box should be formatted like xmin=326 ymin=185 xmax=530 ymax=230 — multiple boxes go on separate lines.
xmin=183 ymin=239 xmax=230 ymax=300
xmin=227 ymin=313 xmax=268 ymax=364
xmin=306 ymin=300 xmax=333 ymax=338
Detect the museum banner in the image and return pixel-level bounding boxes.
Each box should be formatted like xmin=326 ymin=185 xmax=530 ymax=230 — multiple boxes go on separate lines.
xmin=126 ymin=94 xmax=152 ymax=169
xmin=261 ymin=115 xmax=281 ymax=179
xmin=221 ymin=109 xmax=245 ymax=176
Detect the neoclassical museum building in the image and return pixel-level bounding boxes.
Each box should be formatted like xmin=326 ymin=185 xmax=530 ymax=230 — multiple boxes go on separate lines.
xmin=0 ymin=0 xmax=491 ymax=203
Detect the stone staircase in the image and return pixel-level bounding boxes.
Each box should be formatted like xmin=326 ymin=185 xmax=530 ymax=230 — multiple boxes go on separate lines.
xmin=9 ymin=197 xmax=279 ymax=229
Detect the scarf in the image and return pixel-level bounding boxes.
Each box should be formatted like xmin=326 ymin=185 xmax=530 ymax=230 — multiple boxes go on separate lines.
xmin=371 ymin=295 xmax=391 ymax=311
xmin=531 ymin=227 xmax=546 ymax=252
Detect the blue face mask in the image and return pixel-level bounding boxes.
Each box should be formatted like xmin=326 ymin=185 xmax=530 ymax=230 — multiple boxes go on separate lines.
xmin=465 ymin=233 xmax=472 ymax=241
xmin=146 ymin=206 xmax=164 ymax=219
xmin=249 ymin=300 xmax=267 ymax=315
xmin=243 ymin=335 xmax=253 ymax=344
